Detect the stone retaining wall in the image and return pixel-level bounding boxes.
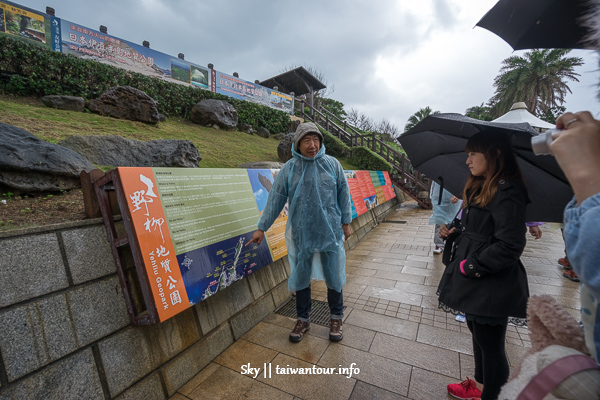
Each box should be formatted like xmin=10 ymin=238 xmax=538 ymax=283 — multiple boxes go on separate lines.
xmin=0 ymin=198 xmax=398 ymax=399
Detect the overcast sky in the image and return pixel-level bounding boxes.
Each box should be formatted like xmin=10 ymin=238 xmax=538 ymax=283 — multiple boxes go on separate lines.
xmin=20 ymin=0 xmax=600 ymax=130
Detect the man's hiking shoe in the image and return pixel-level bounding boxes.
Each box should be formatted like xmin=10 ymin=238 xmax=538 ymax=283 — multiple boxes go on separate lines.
xmin=289 ymin=320 xmax=310 ymax=342
xmin=558 ymin=257 xmax=571 ymax=270
xmin=563 ymin=269 xmax=580 ymax=282
xmin=447 ymin=377 xmax=482 ymax=400
xmin=329 ymin=318 xmax=343 ymax=342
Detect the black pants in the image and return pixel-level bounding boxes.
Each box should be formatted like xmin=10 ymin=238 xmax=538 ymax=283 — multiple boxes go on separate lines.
xmin=467 ymin=319 xmax=509 ymax=400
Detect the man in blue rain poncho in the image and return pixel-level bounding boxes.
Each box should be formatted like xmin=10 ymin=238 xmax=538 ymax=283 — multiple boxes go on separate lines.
xmin=429 ymin=181 xmax=461 ymax=254
xmin=247 ymin=122 xmax=352 ymax=343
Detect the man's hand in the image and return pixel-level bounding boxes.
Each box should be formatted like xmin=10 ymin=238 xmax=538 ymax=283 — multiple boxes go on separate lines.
xmin=438 ymin=224 xmax=456 ymax=239
xmin=245 ymin=230 xmax=264 ymax=246
xmin=343 ymin=224 xmax=351 ymax=241
xmin=528 ymin=225 xmax=542 ymax=240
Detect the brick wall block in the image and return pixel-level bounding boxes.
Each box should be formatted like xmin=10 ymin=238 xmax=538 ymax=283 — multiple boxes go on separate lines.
xmin=195 ymin=278 xmax=253 ymax=335
xmin=62 ymin=226 xmax=116 ymax=284
xmin=230 ymin=294 xmax=275 ymax=340
xmin=160 ymin=323 xmax=233 ymax=396
xmin=68 ymin=276 xmax=130 ymax=347
xmin=0 ymin=350 xmax=103 ymax=400
xmin=0 ymin=294 xmax=77 ymax=381
xmin=0 ymin=234 xmax=68 ymax=308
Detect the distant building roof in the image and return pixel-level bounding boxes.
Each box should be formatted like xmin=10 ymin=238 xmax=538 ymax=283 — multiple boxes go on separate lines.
xmin=492 ymin=102 xmax=554 ymax=129
xmin=259 ymin=66 xmax=326 ymax=96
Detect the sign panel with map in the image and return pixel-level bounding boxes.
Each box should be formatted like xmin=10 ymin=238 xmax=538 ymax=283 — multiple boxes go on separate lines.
xmin=117 ymin=167 xmax=396 ymax=322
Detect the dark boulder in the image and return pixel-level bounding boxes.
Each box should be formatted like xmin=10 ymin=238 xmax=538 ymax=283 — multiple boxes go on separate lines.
xmin=0 ymin=122 xmax=95 ymax=192
xmin=256 ymin=127 xmax=270 ymax=139
xmin=88 ymin=86 xmax=165 ymax=124
xmin=59 ymin=135 xmax=201 ymax=168
xmin=41 ymin=95 xmax=86 ymax=112
xmin=277 ymin=133 xmax=295 ymax=162
xmin=289 ymin=119 xmax=301 ymax=133
xmin=239 ymin=123 xmax=255 ymax=135
xmin=190 ymin=99 xmax=238 ymax=130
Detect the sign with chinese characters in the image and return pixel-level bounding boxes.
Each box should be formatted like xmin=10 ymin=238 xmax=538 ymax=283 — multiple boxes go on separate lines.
xmin=54 ymin=18 xmax=212 ymax=90
xmin=118 ymin=167 xmax=395 ymax=322
xmin=215 ymin=72 xmax=294 ymax=114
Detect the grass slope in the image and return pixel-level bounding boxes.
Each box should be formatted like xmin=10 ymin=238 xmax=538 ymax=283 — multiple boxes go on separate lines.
xmin=0 ymin=95 xmax=281 ymax=169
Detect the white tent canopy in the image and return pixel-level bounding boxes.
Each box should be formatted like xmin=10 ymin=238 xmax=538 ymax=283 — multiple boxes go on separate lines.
xmin=492 ymin=102 xmax=555 ymax=130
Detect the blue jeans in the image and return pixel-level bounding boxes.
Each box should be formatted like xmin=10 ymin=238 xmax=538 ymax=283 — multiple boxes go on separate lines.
xmin=296 ymin=286 xmax=343 ymax=321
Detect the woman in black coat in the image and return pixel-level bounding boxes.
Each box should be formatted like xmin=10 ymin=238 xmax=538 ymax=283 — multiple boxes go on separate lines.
xmin=438 ymin=131 xmax=529 ymax=400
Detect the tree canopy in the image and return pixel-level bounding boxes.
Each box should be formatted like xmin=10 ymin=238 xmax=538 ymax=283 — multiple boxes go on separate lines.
xmin=404 ymin=107 xmax=440 ymax=132
xmin=490 ymin=49 xmax=583 ymax=117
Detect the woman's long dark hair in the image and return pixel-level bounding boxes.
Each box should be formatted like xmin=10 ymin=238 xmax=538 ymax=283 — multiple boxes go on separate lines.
xmin=462 ymin=131 xmax=524 ymax=208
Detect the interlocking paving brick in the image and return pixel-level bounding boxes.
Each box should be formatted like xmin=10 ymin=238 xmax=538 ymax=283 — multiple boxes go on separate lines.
xmin=171 ymin=202 xmax=577 ymax=400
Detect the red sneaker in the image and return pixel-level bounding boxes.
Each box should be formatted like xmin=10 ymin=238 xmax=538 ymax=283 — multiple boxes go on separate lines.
xmin=447 ymin=377 xmax=482 ymax=400
xmin=558 ymin=257 xmax=571 ymax=270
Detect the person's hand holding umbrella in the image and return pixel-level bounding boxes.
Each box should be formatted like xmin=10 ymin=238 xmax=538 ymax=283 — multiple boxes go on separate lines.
xmin=550 ymin=111 xmax=600 ymax=205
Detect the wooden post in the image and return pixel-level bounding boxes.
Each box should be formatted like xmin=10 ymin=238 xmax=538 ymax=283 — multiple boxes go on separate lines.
xmin=80 ymin=169 xmax=105 ymax=219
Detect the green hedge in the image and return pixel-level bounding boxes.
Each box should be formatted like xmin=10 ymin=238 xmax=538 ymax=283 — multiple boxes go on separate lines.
xmin=321 ymin=128 xmax=350 ymax=158
xmin=0 ymin=35 xmax=290 ymax=133
xmin=350 ymin=146 xmax=393 ymax=173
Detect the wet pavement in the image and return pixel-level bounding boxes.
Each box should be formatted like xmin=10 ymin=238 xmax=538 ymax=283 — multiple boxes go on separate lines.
xmin=169 ymin=201 xmax=580 ymax=400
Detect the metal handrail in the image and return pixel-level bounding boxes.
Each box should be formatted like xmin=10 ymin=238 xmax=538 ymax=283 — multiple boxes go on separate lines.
xmin=297 ymin=99 xmax=431 ymax=208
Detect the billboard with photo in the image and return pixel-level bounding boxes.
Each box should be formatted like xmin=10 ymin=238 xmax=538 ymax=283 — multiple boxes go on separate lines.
xmin=0 ymin=0 xmax=52 ymax=48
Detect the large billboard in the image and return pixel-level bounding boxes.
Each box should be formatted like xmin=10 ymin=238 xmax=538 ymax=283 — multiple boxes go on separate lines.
xmin=0 ymin=0 xmax=294 ymax=114
xmin=55 ymin=18 xmax=211 ymax=90
xmin=117 ymin=167 xmax=395 ymax=322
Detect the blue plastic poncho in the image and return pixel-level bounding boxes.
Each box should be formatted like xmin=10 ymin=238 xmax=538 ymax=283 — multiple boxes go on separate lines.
xmin=429 ymin=181 xmax=461 ymax=225
xmin=257 ymin=144 xmax=352 ymax=292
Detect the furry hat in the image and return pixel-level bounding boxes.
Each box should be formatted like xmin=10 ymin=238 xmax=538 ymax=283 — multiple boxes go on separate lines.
xmin=499 ymin=295 xmax=600 ymax=400
xmin=293 ymin=122 xmax=323 ymax=151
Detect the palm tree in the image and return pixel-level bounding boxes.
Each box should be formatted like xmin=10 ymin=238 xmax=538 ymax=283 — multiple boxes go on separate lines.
xmin=490 ymin=49 xmax=583 ymax=117
xmin=465 ymin=103 xmax=493 ymax=121
xmin=404 ymin=107 xmax=440 ymax=132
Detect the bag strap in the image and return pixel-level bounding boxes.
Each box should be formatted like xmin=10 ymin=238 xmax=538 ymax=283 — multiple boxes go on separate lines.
xmin=516 ymin=354 xmax=600 ymax=400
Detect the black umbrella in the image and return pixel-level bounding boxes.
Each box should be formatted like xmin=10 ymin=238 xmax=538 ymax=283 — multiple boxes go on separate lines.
xmin=476 ymin=0 xmax=593 ymax=50
xmin=398 ymin=113 xmax=573 ymax=223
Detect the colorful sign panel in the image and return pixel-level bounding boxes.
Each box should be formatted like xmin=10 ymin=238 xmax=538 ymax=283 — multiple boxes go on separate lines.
xmin=0 ymin=0 xmax=52 ymax=48
xmin=347 ymin=170 xmax=396 ymax=216
xmin=118 ymin=167 xmax=395 ymax=322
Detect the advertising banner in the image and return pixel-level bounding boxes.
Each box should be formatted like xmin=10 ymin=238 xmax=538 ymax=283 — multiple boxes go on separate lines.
xmin=55 ymin=18 xmax=212 ymax=90
xmin=2 ymin=1 xmax=295 ymax=113
xmin=118 ymin=167 xmax=395 ymax=322
xmin=215 ymin=72 xmax=294 ymax=114
xmin=0 ymin=0 xmax=52 ymax=48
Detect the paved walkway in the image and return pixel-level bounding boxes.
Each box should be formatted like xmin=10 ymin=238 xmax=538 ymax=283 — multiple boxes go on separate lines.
xmin=170 ymin=201 xmax=580 ymax=400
